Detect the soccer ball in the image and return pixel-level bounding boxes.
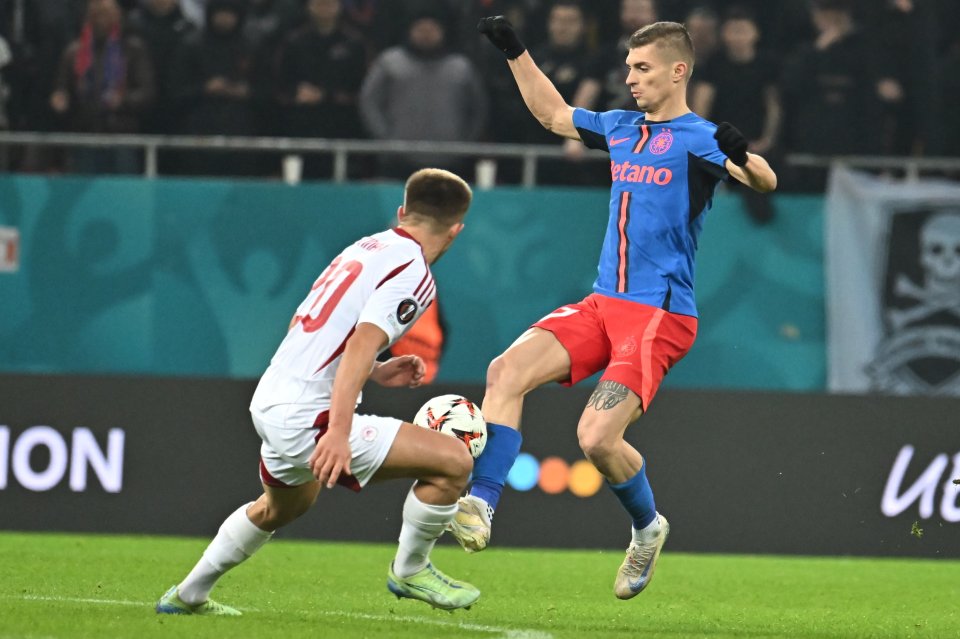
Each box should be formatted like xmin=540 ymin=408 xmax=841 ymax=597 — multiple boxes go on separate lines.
xmin=413 ymin=394 xmax=487 ymax=458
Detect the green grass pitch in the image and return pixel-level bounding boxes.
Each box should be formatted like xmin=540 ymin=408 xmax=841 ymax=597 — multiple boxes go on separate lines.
xmin=1 ymin=531 xmax=958 ymax=639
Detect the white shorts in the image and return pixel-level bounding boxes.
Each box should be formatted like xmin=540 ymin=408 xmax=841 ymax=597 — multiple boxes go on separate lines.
xmin=252 ymin=412 xmax=402 ymax=492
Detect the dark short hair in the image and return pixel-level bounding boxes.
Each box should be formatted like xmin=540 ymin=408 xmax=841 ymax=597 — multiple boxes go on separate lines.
xmin=551 ymin=0 xmax=584 ymax=14
xmin=812 ymin=0 xmax=852 ymax=12
xmin=723 ymin=5 xmax=757 ymax=24
xmin=404 ymin=169 xmax=472 ymax=229
xmin=627 ymin=21 xmax=695 ymax=68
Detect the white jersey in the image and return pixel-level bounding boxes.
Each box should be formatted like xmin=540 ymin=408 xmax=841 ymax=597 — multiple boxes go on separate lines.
xmin=250 ymin=228 xmax=435 ymax=428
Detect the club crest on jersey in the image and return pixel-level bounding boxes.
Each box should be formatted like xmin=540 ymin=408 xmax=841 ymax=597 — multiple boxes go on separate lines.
xmin=396 ymin=299 xmax=418 ymax=325
xmin=649 ymin=130 xmax=674 ymax=155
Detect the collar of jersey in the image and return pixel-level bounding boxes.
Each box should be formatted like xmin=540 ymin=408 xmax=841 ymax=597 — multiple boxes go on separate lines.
xmin=642 ymin=112 xmax=697 ymax=125
xmin=392 ymin=226 xmax=422 ymax=247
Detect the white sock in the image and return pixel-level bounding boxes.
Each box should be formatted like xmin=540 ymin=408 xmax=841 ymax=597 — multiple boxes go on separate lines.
xmin=632 ymin=514 xmax=662 ymax=543
xmin=393 ymin=486 xmax=457 ymax=578
xmin=178 ymin=502 xmax=273 ymax=605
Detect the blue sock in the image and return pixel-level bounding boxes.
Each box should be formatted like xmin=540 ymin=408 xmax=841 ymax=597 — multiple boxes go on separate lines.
xmin=468 ymin=423 xmax=522 ymax=511
xmin=607 ymin=462 xmax=657 ymax=531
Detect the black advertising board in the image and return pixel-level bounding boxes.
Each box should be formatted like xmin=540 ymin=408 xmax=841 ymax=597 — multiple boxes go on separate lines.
xmin=1 ymin=374 xmax=957 ymax=557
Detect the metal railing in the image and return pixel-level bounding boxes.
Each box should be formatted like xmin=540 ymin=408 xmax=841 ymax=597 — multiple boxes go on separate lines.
xmin=0 ymin=131 xmax=959 ymax=186
xmin=783 ymin=153 xmax=960 ymax=182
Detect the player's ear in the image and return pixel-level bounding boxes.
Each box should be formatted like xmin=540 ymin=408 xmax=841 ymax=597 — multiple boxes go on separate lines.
xmin=449 ymin=222 xmax=465 ymax=239
xmin=396 ymin=205 xmax=406 ymax=223
xmin=673 ymin=61 xmax=688 ymax=84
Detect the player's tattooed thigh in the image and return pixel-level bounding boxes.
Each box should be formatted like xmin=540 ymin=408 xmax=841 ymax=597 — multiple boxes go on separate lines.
xmin=586 ymin=381 xmax=630 ymax=411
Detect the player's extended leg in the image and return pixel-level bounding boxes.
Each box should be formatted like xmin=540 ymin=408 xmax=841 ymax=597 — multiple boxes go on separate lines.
xmin=157 ymin=481 xmax=320 ymax=616
xmin=372 ymin=423 xmax=480 ymax=610
xmin=448 ymin=327 xmax=572 ymax=552
xmin=576 ymin=383 xmax=667 ymax=600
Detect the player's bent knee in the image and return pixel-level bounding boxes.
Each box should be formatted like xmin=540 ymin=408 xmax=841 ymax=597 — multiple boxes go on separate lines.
xmin=447 ymin=445 xmax=474 ymax=488
xmin=577 ymin=427 xmax=618 ymax=465
xmin=429 ymin=441 xmax=473 ymax=493
xmin=486 ymin=352 xmax=535 ymax=397
xmin=252 ymin=486 xmax=317 ymax=530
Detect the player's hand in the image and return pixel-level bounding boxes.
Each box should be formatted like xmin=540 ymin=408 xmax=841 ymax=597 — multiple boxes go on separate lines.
xmin=372 ymin=355 xmax=425 ymax=388
xmin=478 ymin=16 xmax=526 ymax=60
xmin=308 ymin=430 xmax=352 ymax=489
xmin=714 ymin=122 xmax=749 ymax=167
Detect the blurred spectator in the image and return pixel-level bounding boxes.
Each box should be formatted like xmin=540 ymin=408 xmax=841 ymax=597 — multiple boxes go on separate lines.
xmin=780 ymin=0 xmax=880 ymax=190
xmin=691 ymin=6 xmax=779 ymax=223
xmin=684 ymin=5 xmax=718 ymax=66
xmin=179 ymin=0 xmax=207 ymax=27
xmin=245 ymin=0 xmax=301 ymax=51
xmin=169 ymin=0 xmax=258 ymax=176
xmin=127 ymin=0 xmax=196 ymax=134
xmin=244 ymin=0 xmax=303 ymax=160
xmin=50 ymin=0 xmax=155 ymax=174
xmin=867 ymin=0 xmax=939 ymax=156
xmin=274 ymin=0 xmax=367 ymax=178
xmin=359 ymin=9 xmax=487 ymax=180
xmin=0 ymin=0 xmax=42 ymax=133
xmin=340 ymin=0 xmax=423 ymax=52
xmin=941 ymin=36 xmax=960 ymax=158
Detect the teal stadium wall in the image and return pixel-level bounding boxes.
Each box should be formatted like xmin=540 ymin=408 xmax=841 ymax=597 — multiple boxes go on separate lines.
xmin=0 ymin=175 xmax=824 ymax=390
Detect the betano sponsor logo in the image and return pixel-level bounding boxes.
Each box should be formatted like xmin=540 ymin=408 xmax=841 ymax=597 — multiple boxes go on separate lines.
xmin=0 ymin=425 xmax=125 ymax=493
xmin=504 ymin=452 xmax=605 ymax=497
xmin=610 ymin=160 xmax=672 ymax=185
xmin=881 ymin=445 xmax=960 ymax=522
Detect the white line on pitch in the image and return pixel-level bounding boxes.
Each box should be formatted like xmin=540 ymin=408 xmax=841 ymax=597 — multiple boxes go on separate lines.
xmin=9 ymin=595 xmax=554 ymax=639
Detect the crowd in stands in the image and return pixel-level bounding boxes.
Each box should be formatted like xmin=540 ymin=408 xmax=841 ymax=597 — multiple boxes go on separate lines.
xmin=1 ymin=0 xmax=958 ymax=197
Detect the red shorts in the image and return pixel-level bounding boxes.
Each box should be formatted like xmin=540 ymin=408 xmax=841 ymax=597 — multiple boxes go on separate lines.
xmin=532 ymin=293 xmax=697 ymax=410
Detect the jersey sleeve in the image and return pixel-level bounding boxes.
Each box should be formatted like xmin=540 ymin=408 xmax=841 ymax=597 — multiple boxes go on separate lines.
xmin=572 ymin=108 xmax=613 ymax=152
xmin=357 ymin=258 xmax=431 ymax=347
xmin=686 ymin=122 xmax=730 ymax=180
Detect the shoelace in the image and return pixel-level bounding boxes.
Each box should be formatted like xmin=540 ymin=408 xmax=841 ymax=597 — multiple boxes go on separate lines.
xmin=624 ymin=542 xmax=655 ymax=573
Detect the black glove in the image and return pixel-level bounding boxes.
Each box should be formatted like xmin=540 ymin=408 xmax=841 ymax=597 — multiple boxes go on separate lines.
xmin=478 ymin=16 xmax=526 ymax=60
xmin=714 ymin=122 xmax=749 ymax=167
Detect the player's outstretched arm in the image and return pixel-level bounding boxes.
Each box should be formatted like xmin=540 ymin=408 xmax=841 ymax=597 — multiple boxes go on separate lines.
xmin=714 ymin=122 xmax=777 ymax=193
xmin=478 ymin=16 xmax=578 ymax=140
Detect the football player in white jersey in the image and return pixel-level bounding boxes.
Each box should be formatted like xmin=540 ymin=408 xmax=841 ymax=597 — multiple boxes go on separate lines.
xmin=157 ymin=169 xmax=479 ymax=614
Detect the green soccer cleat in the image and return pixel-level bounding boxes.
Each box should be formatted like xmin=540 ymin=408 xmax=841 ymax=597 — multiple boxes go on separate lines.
xmin=155 ymin=585 xmax=242 ymax=616
xmin=614 ymin=513 xmax=670 ymax=600
xmin=446 ymin=495 xmax=493 ymax=553
xmin=387 ymin=563 xmax=480 ymax=610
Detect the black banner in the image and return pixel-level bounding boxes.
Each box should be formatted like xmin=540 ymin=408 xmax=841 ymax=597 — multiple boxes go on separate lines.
xmin=1 ymin=374 xmax=958 ymax=557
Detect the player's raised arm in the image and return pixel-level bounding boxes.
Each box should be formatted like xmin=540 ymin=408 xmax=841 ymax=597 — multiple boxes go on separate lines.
xmin=478 ymin=16 xmax=578 ymax=140
xmin=714 ymin=122 xmax=778 ymax=193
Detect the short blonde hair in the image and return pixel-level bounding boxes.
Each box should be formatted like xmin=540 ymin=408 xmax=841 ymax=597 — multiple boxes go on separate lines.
xmin=403 ymin=169 xmax=473 ymax=230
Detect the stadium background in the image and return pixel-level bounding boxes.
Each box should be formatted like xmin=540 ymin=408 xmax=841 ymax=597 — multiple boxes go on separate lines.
xmin=1 ymin=0 xmax=959 ymax=566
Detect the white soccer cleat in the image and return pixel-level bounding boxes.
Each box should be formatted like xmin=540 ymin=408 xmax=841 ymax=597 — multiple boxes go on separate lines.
xmin=613 ymin=513 xmax=670 ymax=600
xmin=446 ymin=495 xmax=493 ymax=553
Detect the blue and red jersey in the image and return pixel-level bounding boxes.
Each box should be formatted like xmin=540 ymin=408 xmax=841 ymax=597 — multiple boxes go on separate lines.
xmin=573 ymin=108 xmax=729 ymax=317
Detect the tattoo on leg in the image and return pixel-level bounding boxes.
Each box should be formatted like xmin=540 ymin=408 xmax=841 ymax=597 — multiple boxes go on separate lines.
xmin=586 ymin=381 xmax=630 ymax=411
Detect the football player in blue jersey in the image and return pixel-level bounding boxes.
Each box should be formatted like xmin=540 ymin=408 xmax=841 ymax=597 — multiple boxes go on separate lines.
xmin=450 ymin=17 xmax=777 ymax=599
